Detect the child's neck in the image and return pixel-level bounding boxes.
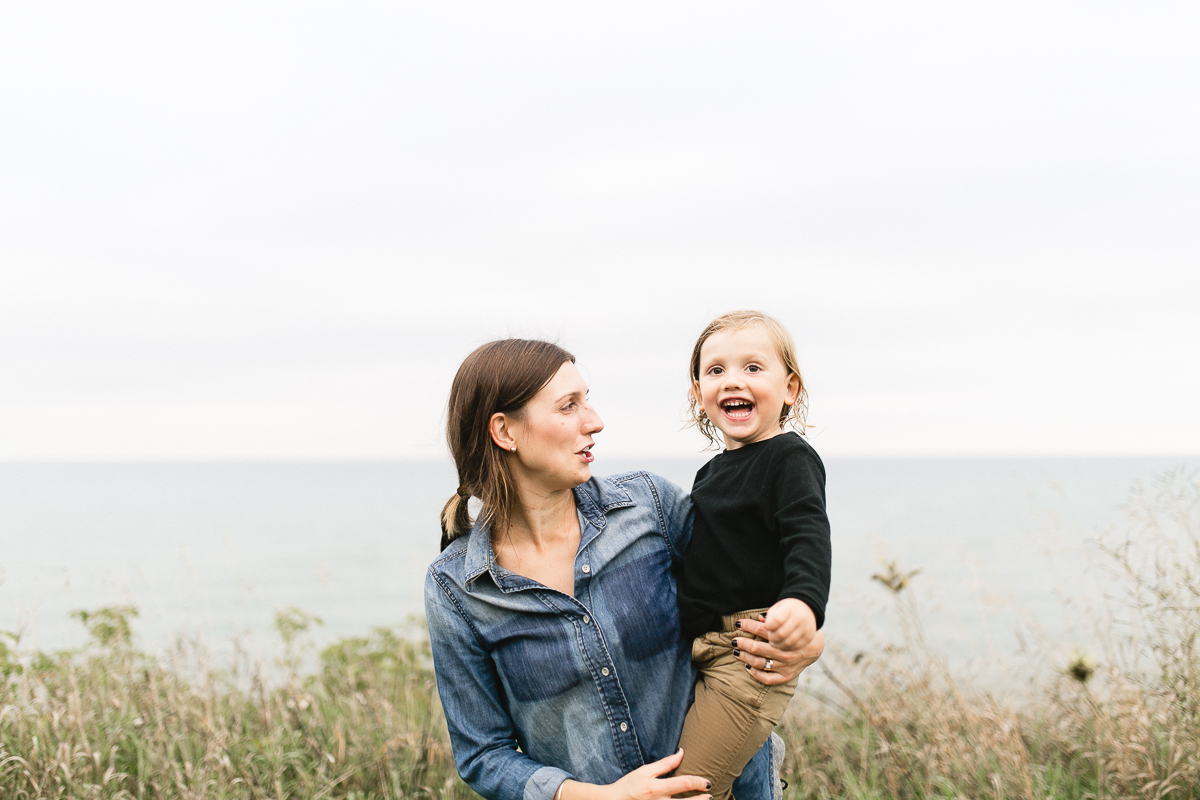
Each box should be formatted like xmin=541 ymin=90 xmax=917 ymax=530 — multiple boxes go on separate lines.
xmin=724 ymin=425 xmax=785 ymax=451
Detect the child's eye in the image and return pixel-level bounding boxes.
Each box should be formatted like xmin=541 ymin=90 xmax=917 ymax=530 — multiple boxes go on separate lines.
xmin=708 ymin=366 xmax=724 ymax=376
xmin=746 ymin=364 xmax=761 ymax=373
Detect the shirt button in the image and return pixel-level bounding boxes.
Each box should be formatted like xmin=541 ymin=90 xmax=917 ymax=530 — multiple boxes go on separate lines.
xmin=601 ymin=667 xmax=610 ymax=676
xmin=620 ymin=722 xmax=628 ymax=732
xmin=581 ymin=564 xmax=591 ymax=573
xmin=582 ymin=615 xmax=590 ymax=624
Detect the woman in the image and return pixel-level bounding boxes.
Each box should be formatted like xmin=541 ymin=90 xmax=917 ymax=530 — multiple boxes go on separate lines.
xmin=425 ymin=339 xmax=823 ymax=800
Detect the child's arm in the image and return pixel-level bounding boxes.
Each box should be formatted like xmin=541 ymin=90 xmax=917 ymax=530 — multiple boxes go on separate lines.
xmin=772 ymin=441 xmax=832 ymax=635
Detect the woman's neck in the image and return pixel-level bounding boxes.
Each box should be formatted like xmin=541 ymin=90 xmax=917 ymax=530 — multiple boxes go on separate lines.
xmin=504 ymin=484 xmax=577 ymax=551
xmin=492 ymin=481 xmax=580 ymax=595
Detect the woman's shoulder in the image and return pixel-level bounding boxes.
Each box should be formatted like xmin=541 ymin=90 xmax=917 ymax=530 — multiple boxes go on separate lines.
xmin=578 ymin=470 xmax=688 ymax=510
xmin=426 ymin=512 xmax=490 ymax=586
xmin=580 ymin=471 xmax=693 ymax=555
xmin=427 ymin=533 xmax=470 ymax=581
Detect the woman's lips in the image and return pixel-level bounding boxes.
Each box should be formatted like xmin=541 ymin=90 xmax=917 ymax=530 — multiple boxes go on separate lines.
xmin=577 ymin=446 xmax=594 ymax=463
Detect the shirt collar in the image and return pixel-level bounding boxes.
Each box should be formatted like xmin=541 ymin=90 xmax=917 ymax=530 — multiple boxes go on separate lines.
xmin=461 ymin=476 xmax=636 ymax=585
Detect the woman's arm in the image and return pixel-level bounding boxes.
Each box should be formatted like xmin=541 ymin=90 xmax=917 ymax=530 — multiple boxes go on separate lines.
xmin=426 ymin=572 xmax=713 ymax=800
xmin=425 ymin=571 xmax=568 ymax=800
xmin=643 ymin=472 xmax=694 ymax=565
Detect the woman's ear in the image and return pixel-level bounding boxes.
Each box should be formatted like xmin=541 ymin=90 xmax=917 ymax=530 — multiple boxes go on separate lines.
xmin=784 ymin=373 xmax=801 ymax=406
xmin=489 ymin=412 xmax=518 ymax=452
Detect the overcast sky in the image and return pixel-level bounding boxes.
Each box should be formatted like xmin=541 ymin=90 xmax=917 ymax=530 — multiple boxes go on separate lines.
xmin=1 ymin=2 xmax=1197 ymax=461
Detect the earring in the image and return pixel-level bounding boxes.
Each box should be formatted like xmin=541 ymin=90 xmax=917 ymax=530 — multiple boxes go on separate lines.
xmin=511 ymin=445 xmax=517 ymax=452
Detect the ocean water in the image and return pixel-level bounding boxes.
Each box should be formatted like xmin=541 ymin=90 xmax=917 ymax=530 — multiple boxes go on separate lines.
xmin=1 ymin=456 xmax=1195 ymax=666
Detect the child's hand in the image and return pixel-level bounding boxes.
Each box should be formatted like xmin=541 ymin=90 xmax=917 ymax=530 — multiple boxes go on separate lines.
xmin=762 ymin=598 xmax=816 ymax=654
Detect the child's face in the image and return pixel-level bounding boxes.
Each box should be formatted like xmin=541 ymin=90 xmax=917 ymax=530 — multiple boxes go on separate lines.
xmin=692 ymin=323 xmax=800 ymax=450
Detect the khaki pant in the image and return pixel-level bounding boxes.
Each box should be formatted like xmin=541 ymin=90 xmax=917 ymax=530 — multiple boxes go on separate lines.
xmin=674 ymin=609 xmax=797 ymax=800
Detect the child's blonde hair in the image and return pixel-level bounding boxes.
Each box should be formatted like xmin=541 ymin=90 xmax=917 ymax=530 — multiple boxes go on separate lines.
xmin=686 ymin=310 xmax=810 ymax=449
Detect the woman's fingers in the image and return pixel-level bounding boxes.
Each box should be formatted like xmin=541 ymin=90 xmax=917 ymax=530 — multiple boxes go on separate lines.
xmin=641 ymin=748 xmax=685 ymax=775
xmin=733 ymin=617 xmax=772 ymax=644
xmin=746 ymin=663 xmax=792 ymax=686
xmin=738 ymin=646 xmax=800 ymax=684
xmin=734 ymin=616 xmax=824 ymax=689
xmin=733 ymin=628 xmax=790 ymax=663
xmin=653 ymin=775 xmax=713 ymax=797
xmin=639 ymin=749 xmax=710 ymax=794
xmin=611 ymin=750 xmax=711 ymax=800
xmin=734 ymin=628 xmax=825 ymax=686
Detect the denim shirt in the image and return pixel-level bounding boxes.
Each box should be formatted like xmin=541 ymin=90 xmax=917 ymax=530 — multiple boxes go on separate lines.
xmin=425 ymin=471 xmax=781 ymax=800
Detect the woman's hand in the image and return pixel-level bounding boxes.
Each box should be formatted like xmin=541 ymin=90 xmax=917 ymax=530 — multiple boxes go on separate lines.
xmin=560 ymin=749 xmax=712 ymax=800
xmin=732 ymin=619 xmax=824 ymax=687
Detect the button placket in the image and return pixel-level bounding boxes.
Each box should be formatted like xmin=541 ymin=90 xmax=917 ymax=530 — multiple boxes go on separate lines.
xmin=556 ymin=550 xmax=643 ymax=772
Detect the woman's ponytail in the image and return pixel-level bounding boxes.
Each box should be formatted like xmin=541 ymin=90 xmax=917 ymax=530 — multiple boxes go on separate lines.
xmin=439 ymin=489 xmax=474 ymax=551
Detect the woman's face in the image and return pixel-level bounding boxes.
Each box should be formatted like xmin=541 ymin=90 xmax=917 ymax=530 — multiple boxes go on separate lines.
xmin=507 ymin=362 xmax=604 ymax=492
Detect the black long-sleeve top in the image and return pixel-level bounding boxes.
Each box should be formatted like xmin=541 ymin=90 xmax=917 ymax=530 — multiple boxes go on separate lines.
xmin=676 ymin=432 xmax=831 ymax=639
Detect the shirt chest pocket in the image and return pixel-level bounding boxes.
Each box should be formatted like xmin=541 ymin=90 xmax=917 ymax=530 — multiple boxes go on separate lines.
xmin=491 ymin=620 xmax=586 ymax=703
xmin=601 ymin=549 xmax=679 ymax=662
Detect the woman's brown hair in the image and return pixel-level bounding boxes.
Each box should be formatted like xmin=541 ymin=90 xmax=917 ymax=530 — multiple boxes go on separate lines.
xmin=685 ymin=310 xmax=810 ymax=449
xmin=440 ymin=339 xmax=575 ymax=551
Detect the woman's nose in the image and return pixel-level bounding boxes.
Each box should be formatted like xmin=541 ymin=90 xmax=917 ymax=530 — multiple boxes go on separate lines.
xmin=582 ymin=405 xmax=604 ymax=435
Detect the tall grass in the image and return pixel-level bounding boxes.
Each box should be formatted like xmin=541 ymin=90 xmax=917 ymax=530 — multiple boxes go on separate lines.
xmin=0 ymin=610 xmax=469 ymax=799
xmin=780 ymin=469 xmax=1200 ymax=800
xmin=1 ymin=471 xmax=1196 ymax=799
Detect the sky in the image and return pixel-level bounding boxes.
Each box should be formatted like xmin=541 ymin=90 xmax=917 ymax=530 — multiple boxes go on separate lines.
xmin=1 ymin=1 xmax=1197 ymax=461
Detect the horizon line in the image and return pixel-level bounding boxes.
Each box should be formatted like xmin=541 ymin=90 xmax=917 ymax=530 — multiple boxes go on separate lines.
xmin=2 ymin=453 xmax=1198 ymax=465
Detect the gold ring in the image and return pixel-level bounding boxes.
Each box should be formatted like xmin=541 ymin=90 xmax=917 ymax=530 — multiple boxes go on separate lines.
xmin=764 ymin=659 xmax=773 ymax=672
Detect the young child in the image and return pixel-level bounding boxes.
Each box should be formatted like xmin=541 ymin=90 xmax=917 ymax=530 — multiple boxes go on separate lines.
xmin=674 ymin=310 xmax=831 ymax=800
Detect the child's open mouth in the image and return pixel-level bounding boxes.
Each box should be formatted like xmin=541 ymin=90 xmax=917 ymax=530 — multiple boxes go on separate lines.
xmin=720 ymin=399 xmax=754 ymax=421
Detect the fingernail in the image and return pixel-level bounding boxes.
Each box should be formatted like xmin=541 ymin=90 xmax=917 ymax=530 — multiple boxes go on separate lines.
xmin=734 ymin=621 xmax=742 ymax=629
xmin=731 ymin=638 xmax=738 ymax=648
xmin=759 ymin=613 xmax=767 ymax=620
xmin=745 ymin=664 xmax=752 ymax=671
xmin=706 ymin=782 xmax=712 ymax=790
xmin=733 ymin=649 xmax=741 ymax=657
